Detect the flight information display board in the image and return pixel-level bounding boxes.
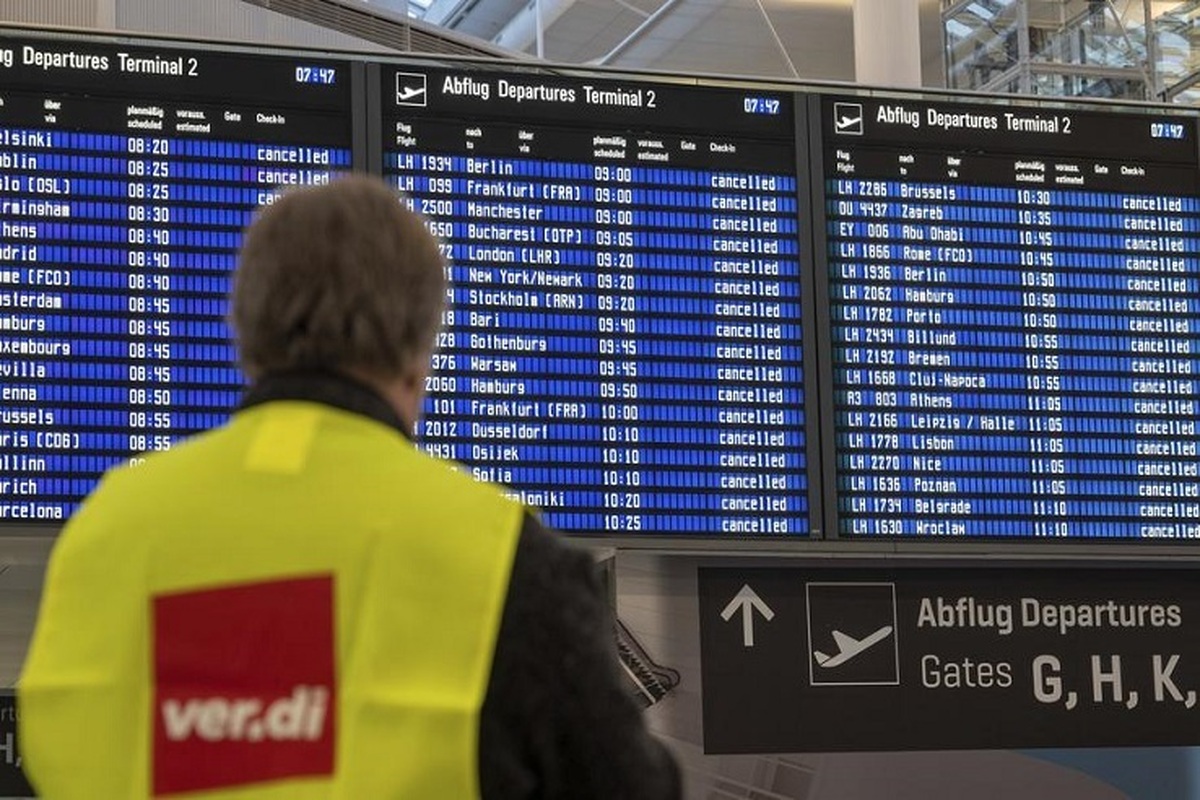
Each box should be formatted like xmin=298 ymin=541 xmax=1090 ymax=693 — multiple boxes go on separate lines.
xmin=380 ymin=65 xmax=812 ymax=535
xmin=0 ymin=35 xmax=351 ymax=523
xmin=821 ymin=96 xmax=1200 ymax=538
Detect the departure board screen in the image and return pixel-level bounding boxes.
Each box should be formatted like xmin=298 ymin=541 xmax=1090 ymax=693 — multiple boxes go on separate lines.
xmin=381 ymin=66 xmax=812 ymax=535
xmin=0 ymin=34 xmax=351 ymax=523
xmin=821 ymin=96 xmax=1200 ymax=538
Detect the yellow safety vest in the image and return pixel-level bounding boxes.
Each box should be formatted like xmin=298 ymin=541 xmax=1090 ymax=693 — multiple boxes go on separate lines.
xmin=19 ymin=401 xmax=523 ymax=799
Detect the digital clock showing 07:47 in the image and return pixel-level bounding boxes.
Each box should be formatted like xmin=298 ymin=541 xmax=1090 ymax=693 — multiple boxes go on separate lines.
xmin=295 ymin=65 xmax=337 ymax=85
xmin=1150 ymin=121 xmax=1186 ymax=139
xmin=743 ymin=96 xmax=782 ymax=115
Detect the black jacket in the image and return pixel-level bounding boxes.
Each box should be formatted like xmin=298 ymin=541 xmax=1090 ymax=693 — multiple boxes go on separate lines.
xmin=243 ymin=372 xmax=681 ymax=799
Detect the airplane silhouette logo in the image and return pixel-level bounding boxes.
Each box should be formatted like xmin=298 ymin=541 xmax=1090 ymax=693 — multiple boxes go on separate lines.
xmin=813 ymin=626 xmax=893 ymax=668
xmin=806 ymin=582 xmax=899 ymax=686
xmin=396 ymin=73 xmax=428 ymax=107
xmin=833 ymin=102 xmax=864 ymax=135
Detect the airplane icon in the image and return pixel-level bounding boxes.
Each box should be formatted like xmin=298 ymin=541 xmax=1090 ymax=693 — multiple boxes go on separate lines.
xmin=833 ymin=102 xmax=864 ymax=135
xmin=813 ymin=625 xmax=893 ymax=668
xmin=396 ymin=73 xmax=428 ymax=106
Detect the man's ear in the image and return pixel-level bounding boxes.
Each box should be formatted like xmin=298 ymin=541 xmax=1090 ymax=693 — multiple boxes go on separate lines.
xmin=401 ymin=360 xmax=427 ymax=393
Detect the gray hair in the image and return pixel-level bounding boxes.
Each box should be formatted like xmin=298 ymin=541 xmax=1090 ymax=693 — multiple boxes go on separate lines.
xmin=231 ymin=174 xmax=446 ymax=380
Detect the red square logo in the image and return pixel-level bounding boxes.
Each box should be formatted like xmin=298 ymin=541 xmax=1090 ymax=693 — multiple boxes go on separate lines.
xmin=152 ymin=574 xmax=336 ymax=796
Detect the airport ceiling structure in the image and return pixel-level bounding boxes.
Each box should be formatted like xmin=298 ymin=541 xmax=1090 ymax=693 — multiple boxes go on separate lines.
xmin=0 ymin=0 xmax=945 ymax=84
xmin=405 ymin=0 xmax=858 ymax=79
xmin=278 ymin=0 xmax=947 ymax=83
xmin=8 ymin=1 xmax=1200 ymax=105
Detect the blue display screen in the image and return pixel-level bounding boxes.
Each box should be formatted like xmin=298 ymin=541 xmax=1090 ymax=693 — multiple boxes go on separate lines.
xmin=26 ymin=36 xmax=1200 ymax=543
xmin=0 ymin=38 xmax=352 ymax=524
xmin=825 ymin=97 xmax=1200 ymax=539
xmin=386 ymin=69 xmax=810 ymax=535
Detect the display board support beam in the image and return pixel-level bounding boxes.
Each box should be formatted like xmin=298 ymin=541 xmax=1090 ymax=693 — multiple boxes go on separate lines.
xmin=593 ymin=0 xmax=686 ymax=65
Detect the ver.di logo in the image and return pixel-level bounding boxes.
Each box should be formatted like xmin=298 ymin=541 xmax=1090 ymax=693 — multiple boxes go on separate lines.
xmin=153 ymin=574 xmax=336 ymax=796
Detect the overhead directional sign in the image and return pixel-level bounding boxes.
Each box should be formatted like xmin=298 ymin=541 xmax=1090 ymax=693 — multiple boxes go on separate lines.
xmin=720 ymin=585 xmax=775 ymax=647
xmin=0 ymin=693 xmax=32 ymax=797
xmin=698 ymin=566 xmax=1200 ymax=753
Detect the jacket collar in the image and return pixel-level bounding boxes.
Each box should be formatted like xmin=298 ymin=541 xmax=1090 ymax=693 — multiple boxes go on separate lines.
xmin=239 ymin=369 xmax=411 ymax=439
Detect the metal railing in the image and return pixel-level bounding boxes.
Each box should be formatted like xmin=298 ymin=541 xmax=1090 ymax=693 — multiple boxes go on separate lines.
xmin=943 ymin=0 xmax=1200 ymax=103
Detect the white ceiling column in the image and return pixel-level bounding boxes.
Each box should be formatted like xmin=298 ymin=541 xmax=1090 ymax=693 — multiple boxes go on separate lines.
xmin=854 ymin=0 xmax=922 ymax=86
xmin=97 ymin=0 xmax=116 ymax=28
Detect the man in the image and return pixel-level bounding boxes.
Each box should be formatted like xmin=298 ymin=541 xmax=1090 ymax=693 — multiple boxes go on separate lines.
xmin=19 ymin=174 xmax=681 ymax=798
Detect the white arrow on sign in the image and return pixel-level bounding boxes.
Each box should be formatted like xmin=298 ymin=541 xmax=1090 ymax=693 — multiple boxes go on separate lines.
xmin=720 ymin=584 xmax=775 ymax=647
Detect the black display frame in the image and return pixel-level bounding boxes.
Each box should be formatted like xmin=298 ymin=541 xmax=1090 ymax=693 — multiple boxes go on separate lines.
xmin=0 ymin=27 xmax=365 ymax=532
xmin=3 ymin=25 xmax=1200 ymax=551
xmin=368 ymin=57 xmax=824 ymax=541
xmin=809 ymin=90 xmax=1200 ymax=543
